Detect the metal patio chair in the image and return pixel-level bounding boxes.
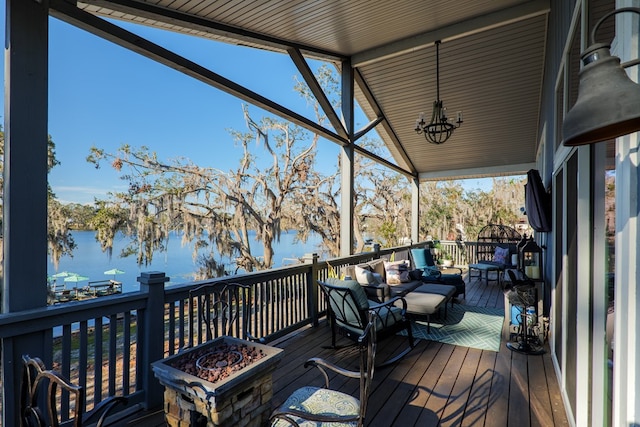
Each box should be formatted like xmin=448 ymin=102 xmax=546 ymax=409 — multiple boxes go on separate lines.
xmin=21 ymin=355 xmax=127 ymax=427
xmin=270 ymin=312 xmax=377 ymax=427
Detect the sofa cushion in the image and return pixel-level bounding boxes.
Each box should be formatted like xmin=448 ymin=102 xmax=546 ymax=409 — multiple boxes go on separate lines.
xmin=387 ymin=280 xmax=424 ymax=297
xmin=409 ymin=269 xmax=424 ymax=281
xmin=422 ymin=273 xmax=466 ymax=297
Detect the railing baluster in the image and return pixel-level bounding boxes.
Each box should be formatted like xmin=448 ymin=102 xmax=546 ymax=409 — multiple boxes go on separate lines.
xmin=123 ymin=311 xmax=131 ymax=393
xmin=108 ymin=313 xmax=117 ymax=396
xmin=61 ymin=323 xmax=72 ymax=419
xmin=94 ymin=316 xmax=103 ymax=405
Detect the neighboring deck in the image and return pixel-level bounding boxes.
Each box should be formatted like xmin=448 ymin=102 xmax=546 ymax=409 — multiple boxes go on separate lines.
xmin=125 ymin=271 xmax=569 ymax=426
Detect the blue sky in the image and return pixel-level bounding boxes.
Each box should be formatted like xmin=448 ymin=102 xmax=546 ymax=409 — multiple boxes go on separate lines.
xmin=2 ymin=4 xmax=493 ymax=205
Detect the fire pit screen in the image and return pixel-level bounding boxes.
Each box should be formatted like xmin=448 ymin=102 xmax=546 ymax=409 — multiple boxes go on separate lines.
xmin=152 ymin=336 xmax=284 ymax=427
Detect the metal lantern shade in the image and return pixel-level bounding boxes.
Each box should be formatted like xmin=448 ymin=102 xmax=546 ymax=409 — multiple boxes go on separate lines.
xmin=563 ymin=13 xmax=640 ymax=146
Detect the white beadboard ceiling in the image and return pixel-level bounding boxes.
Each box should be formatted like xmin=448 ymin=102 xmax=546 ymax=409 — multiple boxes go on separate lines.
xmin=67 ymin=0 xmax=550 ymax=180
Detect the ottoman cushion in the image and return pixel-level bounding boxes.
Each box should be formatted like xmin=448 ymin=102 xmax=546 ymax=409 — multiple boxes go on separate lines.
xmin=413 ymin=283 xmax=456 ymax=299
xmin=403 ymin=289 xmax=447 ymax=315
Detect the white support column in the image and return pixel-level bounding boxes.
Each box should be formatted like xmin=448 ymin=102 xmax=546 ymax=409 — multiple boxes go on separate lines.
xmin=339 ymin=60 xmax=354 ymax=256
xmin=411 ymin=177 xmax=419 ymax=243
xmin=612 ymin=4 xmax=640 ymax=425
xmin=613 ymin=131 xmax=639 ymax=427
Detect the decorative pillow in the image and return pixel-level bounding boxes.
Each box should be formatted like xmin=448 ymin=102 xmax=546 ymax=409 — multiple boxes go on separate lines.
xmin=355 ymin=265 xmax=375 ymax=285
xmin=384 ymin=260 xmax=411 ymax=284
xmin=493 ymin=246 xmax=510 ymax=264
xmin=367 ymin=259 xmax=386 ymax=279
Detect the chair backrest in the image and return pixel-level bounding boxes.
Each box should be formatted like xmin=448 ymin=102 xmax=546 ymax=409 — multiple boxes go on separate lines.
xmin=21 ymin=355 xmax=85 ymax=427
xmin=411 ymin=247 xmax=439 ymax=274
xmin=188 ymin=282 xmax=258 ymax=345
xmin=21 ymin=355 xmax=127 ymax=427
xmin=318 ymin=278 xmax=370 ymax=331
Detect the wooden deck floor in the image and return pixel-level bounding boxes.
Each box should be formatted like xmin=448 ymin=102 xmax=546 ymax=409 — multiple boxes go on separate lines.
xmin=124 ymin=272 xmax=569 ymax=426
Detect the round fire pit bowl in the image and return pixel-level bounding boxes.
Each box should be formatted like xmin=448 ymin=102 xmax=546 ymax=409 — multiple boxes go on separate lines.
xmin=169 ymin=342 xmax=266 ymax=385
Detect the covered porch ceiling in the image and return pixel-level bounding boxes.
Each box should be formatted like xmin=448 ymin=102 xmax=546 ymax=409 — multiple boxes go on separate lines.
xmin=57 ymin=0 xmax=550 ymax=181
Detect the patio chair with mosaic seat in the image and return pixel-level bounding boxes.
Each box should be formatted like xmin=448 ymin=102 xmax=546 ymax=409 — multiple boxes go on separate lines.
xmin=318 ymin=277 xmax=414 ymax=367
xmin=270 ymin=311 xmax=376 ymax=427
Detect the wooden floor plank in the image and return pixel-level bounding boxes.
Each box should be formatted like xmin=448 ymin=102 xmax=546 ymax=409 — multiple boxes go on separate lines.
xmin=369 ymin=340 xmax=442 ymax=426
xmin=461 ymin=350 xmax=498 ymax=427
xmin=417 ymin=345 xmax=469 ymax=425
xmin=528 ymin=351 xmax=556 ymax=427
xmin=391 ymin=344 xmax=456 ymax=427
xmin=508 ymin=350 xmax=532 ymax=426
xmin=543 ymin=348 xmax=571 ymax=426
xmin=439 ymin=347 xmax=482 ymax=426
xmin=485 ymin=344 xmax=511 ymax=426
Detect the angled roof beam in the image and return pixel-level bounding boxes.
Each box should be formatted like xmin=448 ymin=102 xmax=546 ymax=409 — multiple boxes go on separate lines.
xmin=352 ymin=0 xmax=550 ymax=67
xmin=287 ymin=48 xmax=348 ymax=140
xmin=354 ymin=69 xmax=417 ymax=175
xmin=79 ymin=0 xmax=346 ymax=62
xmin=353 ymin=116 xmax=384 ymax=142
xmin=50 ymin=0 xmax=347 ymax=146
xmin=352 ymin=144 xmax=415 ymax=178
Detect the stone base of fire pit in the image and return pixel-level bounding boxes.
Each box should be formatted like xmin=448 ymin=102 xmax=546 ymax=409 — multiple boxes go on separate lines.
xmin=152 ymin=336 xmax=284 ymax=427
xmin=162 ymin=373 xmax=274 ymax=427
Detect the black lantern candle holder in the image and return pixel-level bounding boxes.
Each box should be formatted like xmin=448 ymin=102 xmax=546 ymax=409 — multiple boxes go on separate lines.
xmin=519 ymin=237 xmax=543 ymax=281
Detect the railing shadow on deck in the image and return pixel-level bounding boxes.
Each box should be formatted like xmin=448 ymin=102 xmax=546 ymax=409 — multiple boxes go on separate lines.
xmin=382 ymin=368 xmax=503 ymax=426
xmin=0 ymin=240 xmax=483 ymax=425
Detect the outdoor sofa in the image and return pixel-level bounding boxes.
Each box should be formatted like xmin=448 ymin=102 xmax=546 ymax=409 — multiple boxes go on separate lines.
xmin=342 ymin=258 xmax=457 ymax=323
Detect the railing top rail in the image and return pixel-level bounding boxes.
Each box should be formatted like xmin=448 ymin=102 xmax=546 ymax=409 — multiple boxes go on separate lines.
xmin=0 ymin=292 xmax=147 ymax=338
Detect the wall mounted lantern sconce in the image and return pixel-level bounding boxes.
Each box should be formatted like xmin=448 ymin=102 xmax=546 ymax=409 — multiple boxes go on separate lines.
xmin=563 ymin=7 xmax=640 ymax=146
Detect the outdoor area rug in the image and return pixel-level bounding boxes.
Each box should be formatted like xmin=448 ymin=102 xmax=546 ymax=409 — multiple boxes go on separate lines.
xmin=400 ymin=304 xmax=504 ymax=352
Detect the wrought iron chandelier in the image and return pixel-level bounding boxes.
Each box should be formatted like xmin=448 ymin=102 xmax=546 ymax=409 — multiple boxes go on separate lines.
xmin=415 ymin=40 xmax=463 ymax=145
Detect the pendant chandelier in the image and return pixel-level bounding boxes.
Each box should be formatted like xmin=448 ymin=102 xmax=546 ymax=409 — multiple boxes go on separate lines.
xmin=415 ymin=40 xmax=463 ymax=145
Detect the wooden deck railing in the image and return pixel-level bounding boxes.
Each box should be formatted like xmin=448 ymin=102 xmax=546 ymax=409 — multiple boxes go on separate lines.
xmin=0 ymin=241 xmax=482 ymax=425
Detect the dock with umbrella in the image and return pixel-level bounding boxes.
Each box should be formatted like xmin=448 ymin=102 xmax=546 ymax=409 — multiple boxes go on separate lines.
xmin=104 ymin=268 xmax=125 ymax=281
xmin=63 ymin=274 xmax=93 ymax=301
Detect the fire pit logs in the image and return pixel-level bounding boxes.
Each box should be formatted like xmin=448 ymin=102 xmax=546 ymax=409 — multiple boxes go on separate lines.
xmin=170 ymin=343 xmax=266 ymax=384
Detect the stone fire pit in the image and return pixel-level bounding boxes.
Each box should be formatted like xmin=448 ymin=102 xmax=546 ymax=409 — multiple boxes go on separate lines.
xmin=152 ymin=336 xmax=284 ymax=427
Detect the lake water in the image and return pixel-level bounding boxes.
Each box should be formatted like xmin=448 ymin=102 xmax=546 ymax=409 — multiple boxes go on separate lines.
xmin=47 ymin=230 xmax=323 ymax=293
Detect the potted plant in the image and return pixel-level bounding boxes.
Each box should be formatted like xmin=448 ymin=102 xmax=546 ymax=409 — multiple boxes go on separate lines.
xmin=440 ymin=251 xmax=453 ymax=267
xmin=431 ymin=240 xmax=442 ymax=259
